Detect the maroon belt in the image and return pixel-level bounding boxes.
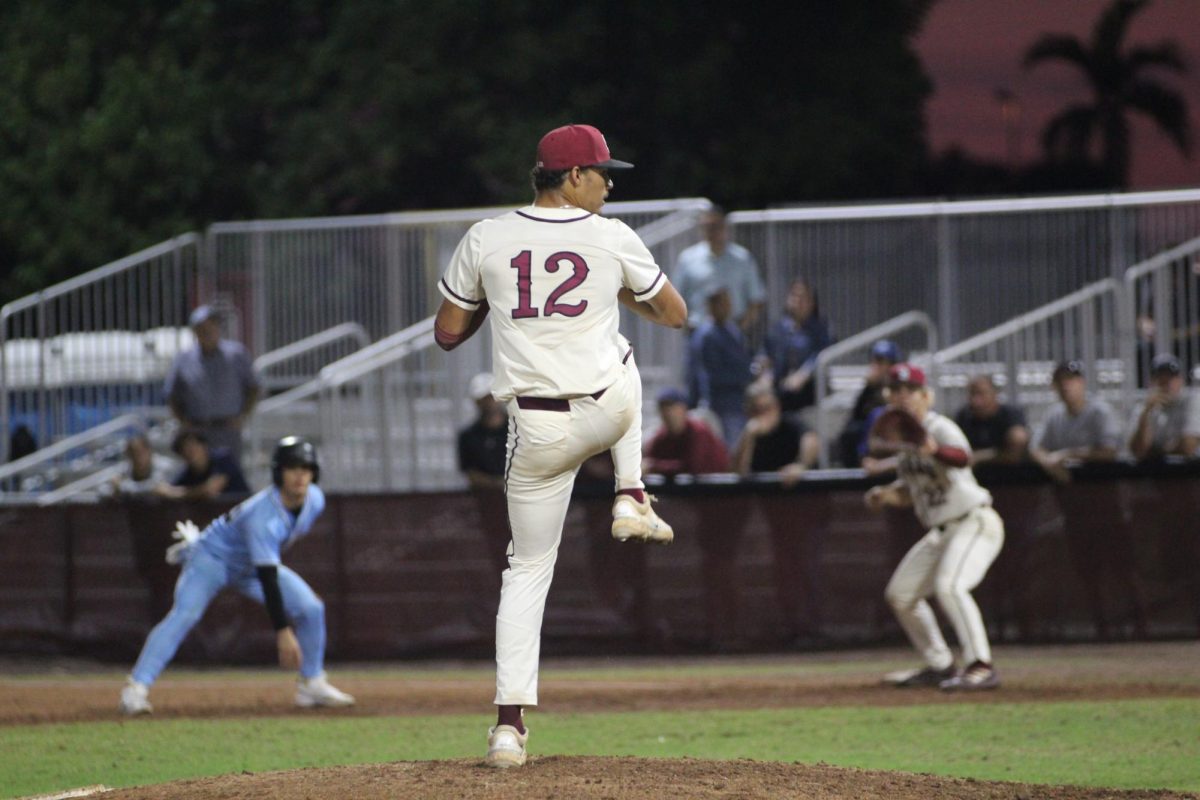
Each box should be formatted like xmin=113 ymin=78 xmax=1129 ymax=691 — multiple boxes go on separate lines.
xmin=516 ymin=387 xmax=607 ymax=412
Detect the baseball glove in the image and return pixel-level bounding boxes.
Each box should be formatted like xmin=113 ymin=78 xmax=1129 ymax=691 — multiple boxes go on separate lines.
xmin=869 ymin=407 xmax=927 ymax=448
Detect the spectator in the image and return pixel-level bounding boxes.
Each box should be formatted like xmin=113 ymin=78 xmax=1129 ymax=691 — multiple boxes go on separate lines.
xmin=109 ymin=434 xmax=175 ymax=499
xmin=733 ymin=382 xmax=826 ymax=646
xmin=1031 ymin=360 xmax=1119 ymax=478
xmin=9 ymin=424 xmax=36 ymax=461
xmin=952 ymin=375 xmax=1034 ymax=642
xmin=165 ymin=305 xmax=261 ymax=465
xmin=1128 ymin=353 xmax=1200 ymax=636
xmin=3 ymin=424 xmax=38 ymax=491
xmin=1033 ymin=360 xmax=1147 ymax=641
xmin=734 ymin=382 xmax=820 ymax=482
xmin=458 ymin=372 xmax=508 ymax=490
xmin=837 ymin=339 xmax=903 ymax=466
xmin=762 ymin=277 xmax=833 ymax=412
xmin=954 ymin=375 xmax=1030 ymax=465
xmin=457 ymin=372 xmax=511 ymax=618
xmin=689 ymin=288 xmax=754 ymax=448
xmin=673 ymin=207 xmax=765 ymax=334
xmin=643 ymin=388 xmax=739 ymax=651
xmin=170 ymin=429 xmax=250 ymax=500
xmin=644 ymin=388 xmax=730 ymax=477
xmin=1128 ymin=353 xmax=1200 ymax=461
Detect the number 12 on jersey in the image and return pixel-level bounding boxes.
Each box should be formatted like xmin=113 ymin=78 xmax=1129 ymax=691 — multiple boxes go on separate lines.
xmin=510 ymin=250 xmax=590 ymax=319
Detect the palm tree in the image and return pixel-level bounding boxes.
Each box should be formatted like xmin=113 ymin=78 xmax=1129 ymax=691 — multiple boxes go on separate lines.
xmin=1024 ymin=0 xmax=1190 ymax=188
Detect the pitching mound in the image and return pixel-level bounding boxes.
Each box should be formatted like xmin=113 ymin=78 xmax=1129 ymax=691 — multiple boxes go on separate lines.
xmin=88 ymin=756 xmax=1197 ymax=799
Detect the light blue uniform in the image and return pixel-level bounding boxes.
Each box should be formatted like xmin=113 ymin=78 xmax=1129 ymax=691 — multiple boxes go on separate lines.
xmin=130 ymin=485 xmax=328 ymax=686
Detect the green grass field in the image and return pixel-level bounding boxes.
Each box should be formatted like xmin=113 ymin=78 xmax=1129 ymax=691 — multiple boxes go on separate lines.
xmin=4 ymin=697 xmax=1199 ymax=797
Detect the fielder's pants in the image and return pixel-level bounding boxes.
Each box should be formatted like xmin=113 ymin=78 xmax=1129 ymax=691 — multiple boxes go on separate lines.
xmin=131 ymin=546 xmax=327 ymax=686
xmin=495 ymin=364 xmax=638 ymax=706
xmin=885 ymin=505 xmax=1005 ymax=669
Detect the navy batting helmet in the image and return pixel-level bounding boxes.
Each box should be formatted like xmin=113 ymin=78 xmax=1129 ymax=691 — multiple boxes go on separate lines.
xmin=271 ymin=436 xmax=319 ymax=486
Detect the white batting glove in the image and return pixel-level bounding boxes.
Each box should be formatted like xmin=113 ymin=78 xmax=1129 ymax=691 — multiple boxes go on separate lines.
xmin=165 ymin=519 xmax=202 ymax=565
xmin=173 ymin=519 xmax=201 ymax=543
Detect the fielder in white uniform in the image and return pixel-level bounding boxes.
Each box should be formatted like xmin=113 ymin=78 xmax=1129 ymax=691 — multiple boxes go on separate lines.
xmin=865 ymin=364 xmax=1005 ymax=691
xmin=433 ymin=123 xmax=687 ymax=767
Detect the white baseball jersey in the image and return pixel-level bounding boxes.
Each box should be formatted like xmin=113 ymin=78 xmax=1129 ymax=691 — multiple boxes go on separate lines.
xmin=896 ymin=411 xmax=991 ymax=528
xmin=439 ymin=205 xmax=666 ymax=402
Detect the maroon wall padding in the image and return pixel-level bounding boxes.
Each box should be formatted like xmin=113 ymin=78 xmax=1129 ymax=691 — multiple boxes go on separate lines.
xmin=2 ymin=462 xmax=1197 ymax=665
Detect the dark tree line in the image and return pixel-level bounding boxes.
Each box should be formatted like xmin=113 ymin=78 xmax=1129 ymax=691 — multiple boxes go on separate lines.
xmin=1 ymin=0 xmax=1189 ymax=307
xmin=0 ymin=1 xmax=935 ymax=304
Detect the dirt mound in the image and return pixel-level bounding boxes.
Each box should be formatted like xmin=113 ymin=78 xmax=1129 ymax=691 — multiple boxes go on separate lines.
xmin=93 ymin=756 xmax=1198 ymax=800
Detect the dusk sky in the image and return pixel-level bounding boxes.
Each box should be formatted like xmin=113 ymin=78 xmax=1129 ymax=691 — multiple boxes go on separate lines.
xmin=916 ymin=0 xmax=1200 ymax=189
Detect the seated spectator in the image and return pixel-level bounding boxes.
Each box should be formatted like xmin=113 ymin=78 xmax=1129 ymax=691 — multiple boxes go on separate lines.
xmin=458 ymin=372 xmax=508 ymax=491
xmin=954 ymin=375 xmax=1030 ymax=465
xmin=1033 ymin=360 xmax=1146 ymax=640
xmin=644 ymin=388 xmax=730 ymax=477
xmin=836 ymin=339 xmax=902 ymax=466
xmin=169 ymin=429 xmax=250 ymax=500
xmin=1128 ymin=353 xmax=1200 ymax=461
xmin=1031 ymin=360 xmax=1119 ymax=479
xmin=109 ymin=434 xmax=176 ymax=499
xmin=1128 ymin=354 xmax=1200 ymax=636
xmin=733 ymin=382 xmax=820 ymax=486
xmin=457 ymin=372 xmax=510 ymax=616
xmin=689 ymin=288 xmax=754 ymax=448
xmin=762 ymin=278 xmax=833 ymax=412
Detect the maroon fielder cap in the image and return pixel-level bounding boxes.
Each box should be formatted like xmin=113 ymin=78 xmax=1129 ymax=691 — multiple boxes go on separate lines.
xmin=887 ymin=363 xmax=927 ymax=388
xmin=536 ymin=124 xmax=634 ymax=170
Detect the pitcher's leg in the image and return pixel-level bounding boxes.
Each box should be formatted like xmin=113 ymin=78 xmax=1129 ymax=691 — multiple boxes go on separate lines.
xmin=609 ymin=348 xmax=644 ymax=492
xmin=495 ymin=480 xmax=575 ymax=706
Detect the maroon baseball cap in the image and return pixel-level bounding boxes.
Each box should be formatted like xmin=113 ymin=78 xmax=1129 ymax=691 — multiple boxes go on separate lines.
xmin=887 ymin=363 xmax=927 ymax=388
xmin=536 ymin=124 xmax=634 ymax=170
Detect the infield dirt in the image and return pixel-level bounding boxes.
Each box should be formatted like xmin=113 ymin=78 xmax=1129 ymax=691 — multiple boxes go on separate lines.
xmin=5 ymin=643 xmax=1199 ymax=799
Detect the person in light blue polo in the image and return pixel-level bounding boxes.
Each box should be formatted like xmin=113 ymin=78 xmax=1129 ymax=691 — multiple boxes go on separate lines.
xmin=118 ymin=436 xmax=354 ymax=715
xmin=674 ymin=207 xmax=765 ymax=333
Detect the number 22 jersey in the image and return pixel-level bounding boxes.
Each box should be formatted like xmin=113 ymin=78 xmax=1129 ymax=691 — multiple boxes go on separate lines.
xmin=896 ymin=412 xmax=992 ymax=529
xmin=438 ymin=206 xmax=667 ymax=402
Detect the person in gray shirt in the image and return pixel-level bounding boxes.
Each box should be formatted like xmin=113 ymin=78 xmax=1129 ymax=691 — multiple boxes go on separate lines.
xmin=1128 ymin=353 xmax=1200 ymax=461
xmin=165 ymin=305 xmax=261 ymax=464
xmin=1032 ymin=360 xmax=1120 ymax=480
xmin=1129 ymin=353 xmax=1200 ymax=636
xmin=1033 ymin=360 xmax=1146 ymax=640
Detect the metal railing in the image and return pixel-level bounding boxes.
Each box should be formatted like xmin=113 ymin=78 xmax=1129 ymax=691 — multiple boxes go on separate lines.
xmin=729 ymin=188 xmax=1200 ymax=352
xmin=814 ymin=311 xmax=938 ymax=467
xmin=206 ymin=199 xmax=713 ymax=359
xmin=1 ymin=235 xmax=202 ymax=462
xmin=244 ymin=318 xmax=437 ymax=488
xmin=1123 ymin=234 xmax=1200 ymax=389
xmin=7 ymin=189 xmax=1200 ymax=492
xmin=933 ymin=278 xmax=1124 ymax=434
xmin=284 ymin=204 xmax=712 ymax=491
xmin=253 ymin=322 xmax=371 ymax=392
xmin=0 ymin=413 xmax=151 ymax=498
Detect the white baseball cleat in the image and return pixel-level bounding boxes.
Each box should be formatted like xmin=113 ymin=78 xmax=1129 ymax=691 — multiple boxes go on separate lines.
xmin=485 ymin=724 xmax=529 ymax=768
xmin=119 ymin=678 xmax=153 ymax=716
xmin=295 ymin=673 xmax=355 ymax=708
xmin=611 ymin=493 xmax=673 ymax=544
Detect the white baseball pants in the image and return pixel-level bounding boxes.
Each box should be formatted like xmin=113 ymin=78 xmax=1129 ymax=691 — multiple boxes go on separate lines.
xmin=495 ymin=364 xmax=638 ymax=706
xmin=885 ymin=506 xmax=1004 ymax=668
